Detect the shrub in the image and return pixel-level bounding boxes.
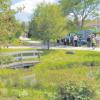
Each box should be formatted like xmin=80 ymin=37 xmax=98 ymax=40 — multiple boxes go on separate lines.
xmin=57 ymin=81 xmax=95 ymax=100
xmin=0 ymin=56 xmax=14 ymax=64
xmin=94 ymin=70 xmax=100 ymax=80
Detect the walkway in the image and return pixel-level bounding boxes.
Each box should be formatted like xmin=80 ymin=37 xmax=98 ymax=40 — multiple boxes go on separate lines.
xmin=5 ymin=46 xmax=100 ymax=51
xmin=51 ymin=46 xmax=100 ymax=51
xmin=19 ymin=37 xmax=100 ymax=51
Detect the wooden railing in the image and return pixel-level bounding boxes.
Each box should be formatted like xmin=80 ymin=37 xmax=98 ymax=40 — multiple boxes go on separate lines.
xmin=0 ymin=50 xmax=43 ymax=68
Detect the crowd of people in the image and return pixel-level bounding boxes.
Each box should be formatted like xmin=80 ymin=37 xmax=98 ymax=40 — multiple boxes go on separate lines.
xmin=57 ymin=34 xmax=100 ymax=49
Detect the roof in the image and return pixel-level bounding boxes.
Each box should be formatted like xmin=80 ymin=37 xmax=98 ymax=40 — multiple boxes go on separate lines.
xmin=85 ymin=20 xmax=100 ymax=27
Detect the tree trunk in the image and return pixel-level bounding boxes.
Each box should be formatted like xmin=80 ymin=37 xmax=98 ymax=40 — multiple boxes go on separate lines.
xmin=47 ymin=40 xmax=50 ymax=50
xmin=80 ymin=18 xmax=84 ymax=30
xmin=74 ymin=17 xmax=81 ymax=31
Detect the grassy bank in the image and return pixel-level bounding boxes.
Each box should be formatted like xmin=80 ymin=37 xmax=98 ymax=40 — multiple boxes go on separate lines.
xmin=0 ymin=48 xmax=35 ymax=53
xmin=0 ymin=50 xmax=100 ymax=99
xmin=32 ymin=50 xmax=100 ymax=99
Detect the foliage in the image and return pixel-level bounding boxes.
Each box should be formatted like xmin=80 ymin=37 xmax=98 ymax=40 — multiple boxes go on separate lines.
xmin=14 ymin=31 xmax=21 ymax=38
xmin=0 ymin=0 xmax=23 ymax=45
xmin=0 ymin=50 xmax=100 ymax=99
xmin=58 ymin=81 xmax=94 ymax=100
xmin=29 ymin=4 xmax=67 ymax=49
xmin=33 ymin=50 xmax=100 ymax=71
xmin=60 ymin=0 xmax=100 ymax=29
xmin=0 ymin=56 xmax=14 ymax=64
xmin=94 ymin=70 xmax=100 ymax=80
xmin=9 ymin=39 xmax=24 ymax=46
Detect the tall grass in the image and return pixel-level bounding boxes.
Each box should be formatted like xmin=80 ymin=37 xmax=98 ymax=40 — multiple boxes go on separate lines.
xmin=0 ymin=50 xmax=100 ymax=99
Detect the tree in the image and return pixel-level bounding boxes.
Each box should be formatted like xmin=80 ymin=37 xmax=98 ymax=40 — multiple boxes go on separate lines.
xmin=0 ymin=0 xmax=22 ymax=45
xmin=21 ymin=22 xmax=26 ymax=32
xmin=60 ymin=0 xmax=100 ymax=30
xmin=29 ymin=4 xmax=67 ymax=49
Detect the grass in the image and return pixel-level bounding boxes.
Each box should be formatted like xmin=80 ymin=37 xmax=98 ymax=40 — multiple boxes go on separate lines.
xmin=33 ymin=50 xmax=100 ymax=71
xmin=0 ymin=50 xmax=100 ymax=99
xmin=32 ymin=50 xmax=100 ymax=99
xmin=0 ymin=48 xmax=35 ymax=53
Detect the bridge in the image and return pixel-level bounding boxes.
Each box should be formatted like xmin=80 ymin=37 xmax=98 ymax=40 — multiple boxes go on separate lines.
xmin=1 ymin=61 xmax=40 ymax=69
xmin=1 ymin=50 xmax=43 ymax=59
xmin=0 ymin=50 xmax=43 ymax=68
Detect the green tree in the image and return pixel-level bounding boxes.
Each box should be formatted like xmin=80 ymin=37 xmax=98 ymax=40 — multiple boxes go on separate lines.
xmin=60 ymin=0 xmax=100 ymax=30
xmin=21 ymin=22 xmax=26 ymax=32
xmin=0 ymin=0 xmax=22 ymax=46
xmin=29 ymin=4 xmax=67 ymax=49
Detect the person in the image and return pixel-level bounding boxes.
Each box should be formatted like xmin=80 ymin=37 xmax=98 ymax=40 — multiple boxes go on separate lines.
xmin=66 ymin=34 xmax=71 ymax=46
xmin=57 ymin=39 xmax=60 ymax=46
xmin=66 ymin=37 xmax=69 ymax=45
xmin=78 ymin=36 xmax=82 ymax=47
xmin=70 ymin=35 xmax=74 ymax=46
xmin=87 ymin=35 xmax=91 ymax=47
xmin=91 ymin=35 xmax=96 ymax=49
xmin=61 ymin=39 xmax=64 ymax=45
xmin=73 ymin=35 xmax=78 ymax=47
xmin=95 ymin=35 xmax=100 ymax=47
xmin=64 ymin=38 xmax=67 ymax=46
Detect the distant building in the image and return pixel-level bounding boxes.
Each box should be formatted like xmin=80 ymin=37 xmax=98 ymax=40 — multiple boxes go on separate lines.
xmin=85 ymin=20 xmax=100 ymax=32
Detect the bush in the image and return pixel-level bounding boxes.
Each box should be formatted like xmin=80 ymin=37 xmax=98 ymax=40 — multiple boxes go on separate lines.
xmin=57 ymin=81 xmax=94 ymax=100
xmin=94 ymin=70 xmax=100 ymax=80
xmin=0 ymin=56 xmax=14 ymax=64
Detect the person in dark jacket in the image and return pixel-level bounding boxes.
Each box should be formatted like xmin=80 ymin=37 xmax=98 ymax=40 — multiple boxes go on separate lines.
xmin=87 ymin=35 xmax=91 ymax=47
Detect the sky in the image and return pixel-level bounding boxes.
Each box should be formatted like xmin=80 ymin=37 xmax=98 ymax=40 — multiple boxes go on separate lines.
xmin=11 ymin=0 xmax=58 ymax=22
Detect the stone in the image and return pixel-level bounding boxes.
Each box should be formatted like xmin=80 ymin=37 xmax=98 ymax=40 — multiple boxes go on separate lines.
xmin=66 ymin=51 xmax=76 ymax=55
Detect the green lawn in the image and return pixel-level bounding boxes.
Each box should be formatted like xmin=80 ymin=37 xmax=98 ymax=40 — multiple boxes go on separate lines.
xmin=0 ymin=48 xmax=35 ymax=53
xmin=32 ymin=50 xmax=100 ymax=99
xmin=0 ymin=50 xmax=100 ymax=100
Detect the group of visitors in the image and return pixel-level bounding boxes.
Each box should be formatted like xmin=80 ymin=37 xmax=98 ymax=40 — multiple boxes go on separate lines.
xmin=87 ymin=34 xmax=100 ymax=49
xmin=57 ymin=35 xmax=82 ymax=47
xmin=57 ymin=33 xmax=100 ymax=49
xmin=87 ymin=34 xmax=96 ymax=49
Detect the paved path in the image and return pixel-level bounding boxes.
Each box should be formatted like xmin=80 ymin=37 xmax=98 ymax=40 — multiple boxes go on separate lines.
xmin=19 ymin=37 xmax=100 ymax=51
xmin=4 ymin=46 xmax=100 ymax=51
xmin=51 ymin=46 xmax=100 ymax=51
xmin=20 ymin=36 xmax=42 ymax=44
xmin=1 ymin=37 xmax=98 ymax=51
